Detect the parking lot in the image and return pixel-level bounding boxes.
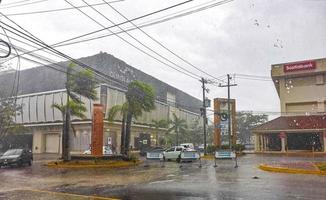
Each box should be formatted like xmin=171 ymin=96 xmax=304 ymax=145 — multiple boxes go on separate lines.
xmin=1 ymin=154 xmax=326 ymax=199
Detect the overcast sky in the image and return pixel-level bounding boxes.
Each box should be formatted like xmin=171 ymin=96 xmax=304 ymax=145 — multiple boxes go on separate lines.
xmin=1 ymin=0 xmax=326 ymax=118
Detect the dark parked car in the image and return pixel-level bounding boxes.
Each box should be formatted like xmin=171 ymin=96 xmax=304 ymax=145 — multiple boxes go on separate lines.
xmin=0 ymin=149 xmax=33 ymax=167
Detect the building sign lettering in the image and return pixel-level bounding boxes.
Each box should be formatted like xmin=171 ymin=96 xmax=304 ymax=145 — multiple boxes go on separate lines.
xmin=283 ymin=61 xmax=316 ymax=73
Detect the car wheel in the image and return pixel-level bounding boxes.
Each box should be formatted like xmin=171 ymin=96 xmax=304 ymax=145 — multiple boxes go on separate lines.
xmin=18 ymin=160 xmax=23 ymax=167
xmin=176 ymin=155 xmax=181 ymax=163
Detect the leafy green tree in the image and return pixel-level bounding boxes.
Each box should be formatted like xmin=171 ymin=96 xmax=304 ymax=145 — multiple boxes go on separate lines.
xmin=52 ymin=63 xmax=97 ymax=161
xmin=236 ymin=111 xmax=268 ymax=144
xmin=167 ymin=113 xmax=187 ymax=146
xmin=0 ymin=96 xmax=23 ymax=140
xmin=150 ymin=119 xmax=168 ymax=146
xmin=124 ymin=80 xmax=155 ymax=155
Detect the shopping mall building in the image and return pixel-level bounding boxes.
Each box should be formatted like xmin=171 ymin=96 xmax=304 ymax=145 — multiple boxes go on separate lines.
xmin=253 ymin=58 xmax=326 ymax=153
xmin=0 ymin=52 xmax=202 ymax=154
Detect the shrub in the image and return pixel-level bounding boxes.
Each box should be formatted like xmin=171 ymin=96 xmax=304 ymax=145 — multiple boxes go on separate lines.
xmin=233 ymin=144 xmax=245 ymax=152
xmin=206 ymin=145 xmax=218 ymax=154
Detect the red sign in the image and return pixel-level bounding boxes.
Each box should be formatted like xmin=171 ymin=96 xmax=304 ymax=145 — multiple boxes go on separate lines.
xmin=91 ymin=104 xmax=104 ymax=156
xmin=283 ymin=61 xmax=316 ymax=73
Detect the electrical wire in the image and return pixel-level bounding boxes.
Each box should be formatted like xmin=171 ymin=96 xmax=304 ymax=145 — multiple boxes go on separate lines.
xmin=3 ymin=0 xmax=125 ymax=16
xmin=99 ymin=0 xmax=226 ymax=83
xmin=0 ymin=0 xmax=194 ymax=66
xmin=54 ymin=0 xmax=234 ymax=49
xmin=65 ymin=0 xmax=201 ymax=81
xmin=0 ymin=27 xmax=21 ymax=99
xmin=0 ymin=39 xmax=11 ymax=58
xmin=0 ymin=0 xmax=48 ymax=9
xmin=1 ymin=0 xmax=34 ymax=6
xmin=0 ymin=17 xmax=129 ymax=90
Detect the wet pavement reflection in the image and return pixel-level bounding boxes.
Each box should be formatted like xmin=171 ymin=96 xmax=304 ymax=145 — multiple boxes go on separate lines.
xmin=0 ymin=154 xmax=325 ymax=200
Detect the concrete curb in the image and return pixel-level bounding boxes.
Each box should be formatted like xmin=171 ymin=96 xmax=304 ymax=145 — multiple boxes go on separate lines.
xmin=46 ymin=160 xmax=143 ymax=169
xmin=259 ymin=164 xmax=326 ymax=176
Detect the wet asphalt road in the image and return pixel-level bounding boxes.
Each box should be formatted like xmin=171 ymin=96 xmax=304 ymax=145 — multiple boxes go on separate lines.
xmin=0 ymin=154 xmax=326 ymax=200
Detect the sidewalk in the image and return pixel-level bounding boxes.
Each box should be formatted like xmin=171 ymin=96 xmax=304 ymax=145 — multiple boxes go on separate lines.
xmin=259 ymin=161 xmax=326 ymax=175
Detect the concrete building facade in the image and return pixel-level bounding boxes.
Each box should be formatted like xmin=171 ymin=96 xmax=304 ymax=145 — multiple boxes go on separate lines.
xmin=253 ymin=58 xmax=326 ymax=153
xmin=0 ymin=52 xmax=202 ymax=154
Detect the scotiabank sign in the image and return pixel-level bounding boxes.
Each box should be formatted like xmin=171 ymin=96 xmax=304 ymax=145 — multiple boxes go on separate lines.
xmin=283 ymin=61 xmax=316 ymax=73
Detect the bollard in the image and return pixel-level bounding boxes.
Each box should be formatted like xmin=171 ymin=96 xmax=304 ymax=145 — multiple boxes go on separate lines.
xmin=234 ymin=154 xmax=238 ymax=168
xmin=214 ymin=157 xmax=217 ymax=168
xmin=161 ymin=155 xmax=165 ymax=168
xmin=199 ymin=151 xmax=202 ymax=168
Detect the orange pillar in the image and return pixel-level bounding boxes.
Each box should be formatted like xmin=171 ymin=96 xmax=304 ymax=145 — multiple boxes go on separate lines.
xmin=213 ymin=99 xmax=221 ymax=147
xmin=91 ymin=104 xmax=104 ymax=156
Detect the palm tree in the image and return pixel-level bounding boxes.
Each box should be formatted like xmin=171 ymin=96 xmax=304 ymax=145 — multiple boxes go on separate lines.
xmin=107 ymin=80 xmax=155 ymax=156
xmin=151 ymin=119 xmax=168 ymax=146
xmin=124 ymin=80 xmax=155 ymax=155
xmin=52 ymin=63 xmax=97 ymax=161
xmin=107 ymin=103 xmax=128 ymax=154
xmin=168 ymin=113 xmax=187 ymax=146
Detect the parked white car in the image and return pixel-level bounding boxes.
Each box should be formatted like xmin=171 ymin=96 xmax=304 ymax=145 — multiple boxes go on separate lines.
xmin=180 ymin=143 xmax=195 ymax=151
xmin=83 ymin=146 xmax=113 ymax=155
xmin=162 ymin=146 xmax=185 ymax=161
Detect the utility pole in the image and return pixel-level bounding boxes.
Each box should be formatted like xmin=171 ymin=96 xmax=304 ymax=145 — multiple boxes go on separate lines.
xmin=201 ymin=78 xmax=208 ymax=155
xmin=218 ymin=74 xmax=237 ymax=149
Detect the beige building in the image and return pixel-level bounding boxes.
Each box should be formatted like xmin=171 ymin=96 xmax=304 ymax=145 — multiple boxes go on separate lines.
xmin=253 ymin=58 xmax=326 ymax=153
xmin=0 ymin=53 xmax=202 ymax=154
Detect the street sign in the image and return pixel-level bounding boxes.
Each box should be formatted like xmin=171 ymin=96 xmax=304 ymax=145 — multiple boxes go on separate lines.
xmin=204 ymin=98 xmax=211 ymax=107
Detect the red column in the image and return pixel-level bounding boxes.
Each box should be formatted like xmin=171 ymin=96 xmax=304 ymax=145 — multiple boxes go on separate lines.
xmin=91 ymin=104 xmax=104 ymax=156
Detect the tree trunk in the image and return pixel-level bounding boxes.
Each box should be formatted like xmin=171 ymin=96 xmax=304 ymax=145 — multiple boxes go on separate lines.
xmin=62 ymin=109 xmax=71 ymax=161
xmin=124 ymin=111 xmax=133 ymax=155
xmin=120 ymin=114 xmax=126 ymax=155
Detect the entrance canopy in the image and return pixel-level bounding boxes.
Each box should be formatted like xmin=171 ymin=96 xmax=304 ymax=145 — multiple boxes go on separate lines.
xmin=253 ymin=115 xmax=326 ymax=133
xmin=252 ymin=115 xmax=326 ymax=152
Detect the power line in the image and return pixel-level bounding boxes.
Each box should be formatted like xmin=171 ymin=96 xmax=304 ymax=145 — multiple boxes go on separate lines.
xmin=235 ymin=73 xmax=273 ymax=82
xmin=0 ymin=0 xmax=48 ymax=9
xmin=100 ymin=0 xmax=226 ymax=83
xmin=65 ymin=0 xmax=201 ymax=80
xmin=53 ymin=0 xmax=234 ymax=51
xmin=0 ymin=27 xmax=21 ymax=98
xmin=1 ymin=0 xmax=34 ymax=6
xmin=4 ymin=1 xmax=125 ymax=16
xmin=0 ymin=16 xmax=129 ymax=90
xmin=0 ymin=0 xmax=194 ymax=67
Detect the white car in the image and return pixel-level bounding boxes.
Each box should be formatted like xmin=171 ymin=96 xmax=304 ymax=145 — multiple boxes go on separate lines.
xmin=83 ymin=146 xmax=113 ymax=155
xmin=162 ymin=146 xmax=185 ymax=161
xmin=180 ymin=143 xmax=195 ymax=151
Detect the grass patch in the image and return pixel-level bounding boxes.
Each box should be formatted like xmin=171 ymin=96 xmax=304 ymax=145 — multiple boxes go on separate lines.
xmin=201 ymin=155 xmax=214 ymax=160
xmin=316 ymin=163 xmax=326 ymax=171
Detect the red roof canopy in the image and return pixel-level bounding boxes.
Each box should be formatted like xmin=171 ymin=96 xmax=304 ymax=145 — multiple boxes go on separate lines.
xmin=253 ymin=115 xmax=326 ymax=131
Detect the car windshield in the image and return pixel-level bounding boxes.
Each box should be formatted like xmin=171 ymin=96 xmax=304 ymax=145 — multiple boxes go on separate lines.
xmin=3 ymin=149 xmax=22 ymax=156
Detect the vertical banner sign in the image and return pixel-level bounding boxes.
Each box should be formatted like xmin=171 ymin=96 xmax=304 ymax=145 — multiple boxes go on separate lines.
xmin=91 ymin=104 xmax=104 ymax=156
xmin=213 ymin=99 xmax=221 ymax=147
xmin=213 ymin=98 xmax=237 ymax=146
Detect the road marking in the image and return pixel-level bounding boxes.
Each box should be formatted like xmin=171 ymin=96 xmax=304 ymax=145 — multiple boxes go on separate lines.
xmin=25 ymin=189 xmax=120 ymax=200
